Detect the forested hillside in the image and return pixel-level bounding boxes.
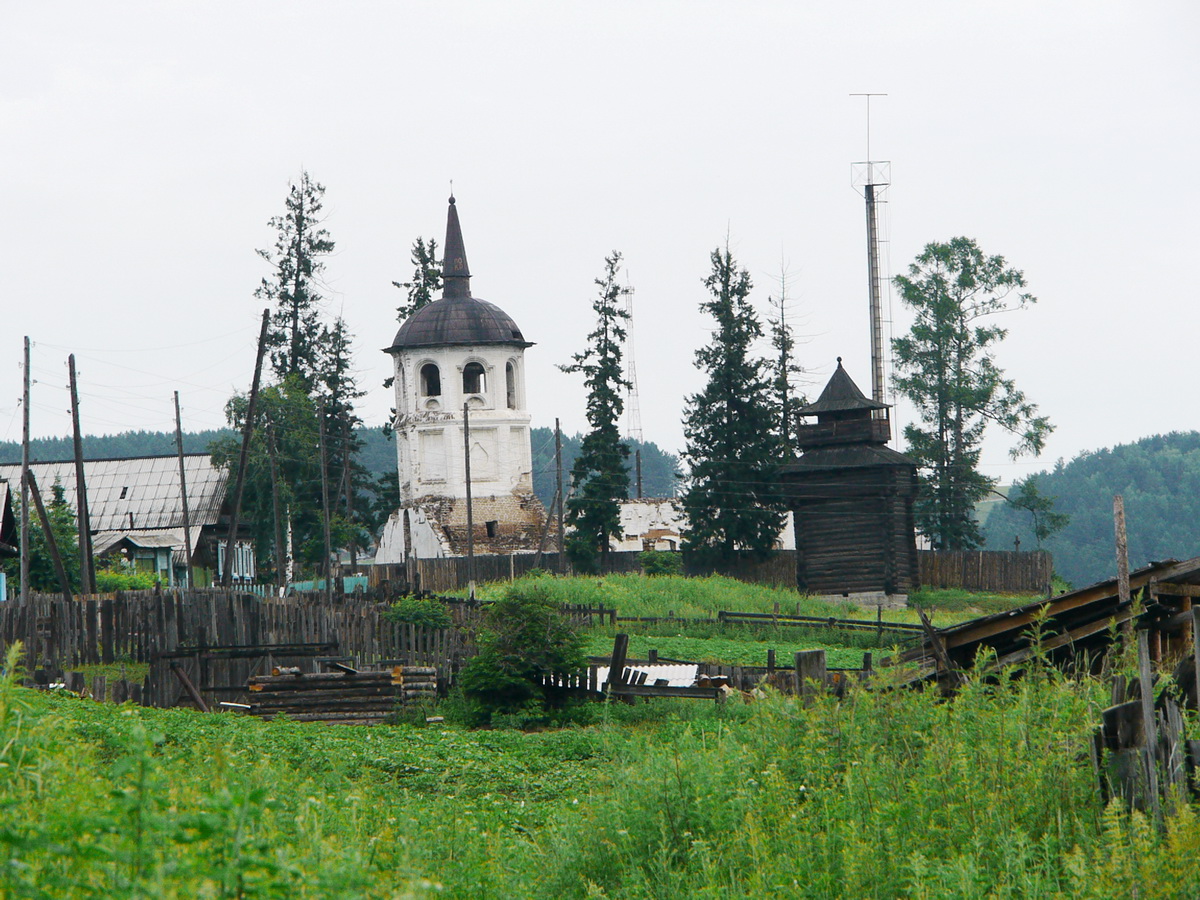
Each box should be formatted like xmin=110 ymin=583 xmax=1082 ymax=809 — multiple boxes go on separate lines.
xmin=0 ymin=429 xmax=236 ymax=463
xmin=985 ymin=432 xmax=1200 ymax=587
xmin=2 ymin=424 xmax=680 ymax=510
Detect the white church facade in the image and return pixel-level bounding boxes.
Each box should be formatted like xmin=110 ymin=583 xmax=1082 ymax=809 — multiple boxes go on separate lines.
xmin=375 ymin=197 xmax=547 ymax=563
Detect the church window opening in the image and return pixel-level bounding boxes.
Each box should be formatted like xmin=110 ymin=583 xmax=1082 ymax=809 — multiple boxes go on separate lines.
xmin=506 ymin=362 xmax=517 ymax=408
xmin=463 ymin=362 xmax=486 ymax=394
xmin=420 ymin=363 xmax=441 ymax=397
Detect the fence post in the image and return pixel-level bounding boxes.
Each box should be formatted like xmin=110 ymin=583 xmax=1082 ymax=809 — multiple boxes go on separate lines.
xmin=606 ymin=633 xmax=630 ymax=693
xmin=794 ymin=650 xmax=826 ymax=703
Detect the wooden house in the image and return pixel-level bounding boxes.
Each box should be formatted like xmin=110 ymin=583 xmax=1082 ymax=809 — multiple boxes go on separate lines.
xmin=0 ymin=454 xmax=254 ymax=586
xmin=779 ymin=359 xmax=919 ymax=597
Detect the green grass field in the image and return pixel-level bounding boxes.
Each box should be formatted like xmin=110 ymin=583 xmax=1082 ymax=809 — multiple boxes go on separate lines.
xmin=10 ymin=576 xmax=1153 ymax=897
xmin=470 ymin=573 xmax=1041 ymax=627
xmin=6 ymin=643 xmax=1199 ymax=898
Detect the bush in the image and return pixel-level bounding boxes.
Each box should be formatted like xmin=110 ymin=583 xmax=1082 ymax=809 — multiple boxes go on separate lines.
xmin=640 ymin=550 xmax=683 ymax=576
xmin=94 ymin=568 xmax=157 ymax=591
xmin=457 ymin=585 xmax=586 ymax=721
xmin=381 ymin=598 xmax=454 ymax=629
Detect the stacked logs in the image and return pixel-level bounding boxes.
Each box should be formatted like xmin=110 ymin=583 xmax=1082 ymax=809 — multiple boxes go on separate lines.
xmin=246 ymin=665 xmax=438 ymax=725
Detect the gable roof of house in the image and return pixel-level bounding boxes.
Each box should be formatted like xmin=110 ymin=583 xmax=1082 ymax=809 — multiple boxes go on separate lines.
xmin=0 ymin=454 xmax=228 ymax=533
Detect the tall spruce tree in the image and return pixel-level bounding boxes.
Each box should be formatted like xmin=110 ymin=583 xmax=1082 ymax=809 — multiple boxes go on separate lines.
xmin=558 ymin=253 xmax=631 ymax=573
xmin=214 ymin=173 xmax=366 ymax=582
xmin=393 ymin=236 xmax=442 ymax=322
xmin=681 ymin=245 xmax=786 ymax=567
xmin=317 ymin=315 xmax=369 ymax=562
xmin=257 ymin=171 xmax=335 ymax=386
xmin=892 ymin=236 xmax=1053 ymax=550
xmin=766 ymin=267 xmax=805 ymax=450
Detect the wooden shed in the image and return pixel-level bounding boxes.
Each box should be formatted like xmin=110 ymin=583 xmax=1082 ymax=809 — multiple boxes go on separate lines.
xmin=780 ymin=359 xmax=919 ymax=596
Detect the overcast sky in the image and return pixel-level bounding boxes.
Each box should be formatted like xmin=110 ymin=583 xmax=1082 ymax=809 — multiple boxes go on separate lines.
xmin=3 ymin=2 xmax=1197 ymax=486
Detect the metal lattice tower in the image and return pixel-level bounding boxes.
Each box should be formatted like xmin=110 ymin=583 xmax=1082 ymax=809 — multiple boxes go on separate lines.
xmin=850 ymin=93 xmax=892 ymax=425
xmin=620 ymin=282 xmax=643 ymax=444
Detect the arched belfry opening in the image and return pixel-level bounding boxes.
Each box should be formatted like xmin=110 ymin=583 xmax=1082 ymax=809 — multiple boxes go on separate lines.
xmin=505 ymin=362 xmax=517 ymax=409
xmin=378 ymin=195 xmax=546 ymax=566
xmin=463 ymin=362 xmax=486 ymax=395
xmin=420 ymin=363 xmax=441 ymax=397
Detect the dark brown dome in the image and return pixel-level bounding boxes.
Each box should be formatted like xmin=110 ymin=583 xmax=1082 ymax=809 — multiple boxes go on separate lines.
xmin=388 ymin=296 xmax=530 ymax=351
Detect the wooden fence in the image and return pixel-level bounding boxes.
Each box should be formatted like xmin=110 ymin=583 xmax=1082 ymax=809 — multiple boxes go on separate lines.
xmin=918 ymin=550 xmax=1053 ymax=593
xmin=0 ymin=590 xmax=472 ymax=708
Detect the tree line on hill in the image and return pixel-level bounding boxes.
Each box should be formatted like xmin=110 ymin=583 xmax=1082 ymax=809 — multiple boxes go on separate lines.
xmin=984 ymin=431 xmax=1200 ymax=588
xmin=0 ymin=425 xmax=680 ymax=521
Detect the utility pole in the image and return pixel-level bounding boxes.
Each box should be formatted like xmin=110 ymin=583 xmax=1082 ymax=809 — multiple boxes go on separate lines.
xmin=20 ymin=337 xmax=30 ymax=604
xmin=555 ymin=418 xmax=564 ymax=572
xmin=318 ymin=400 xmax=333 ymax=602
xmin=463 ymin=403 xmax=475 ymax=597
xmin=222 ymin=309 xmax=270 ymax=588
xmin=265 ymin=423 xmax=286 ymax=592
xmin=68 ymin=355 xmax=95 ymax=593
xmin=25 ymin=471 xmax=72 ymax=599
xmin=173 ymin=391 xmax=193 ymax=589
xmin=1114 ymin=495 xmax=1131 ymax=610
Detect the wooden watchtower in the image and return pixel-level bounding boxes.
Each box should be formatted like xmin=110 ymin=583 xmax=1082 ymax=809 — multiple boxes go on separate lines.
xmin=780 ymin=359 xmax=919 ymax=597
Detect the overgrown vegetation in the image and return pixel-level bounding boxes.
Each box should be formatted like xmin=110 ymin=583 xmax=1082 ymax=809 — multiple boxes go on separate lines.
xmin=382 ymin=598 xmax=454 ymax=629
xmin=457 ymin=586 xmax=587 ymax=723
xmin=7 ymin=637 xmax=1200 ymax=897
xmin=638 ymin=550 xmax=683 ymax=576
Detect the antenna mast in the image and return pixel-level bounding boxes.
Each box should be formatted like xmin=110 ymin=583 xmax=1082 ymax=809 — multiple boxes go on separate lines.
xmin=620 ymin=280 xmax=643 ymax=444
xmin=850 ymin=93 xmax=890 ymax=417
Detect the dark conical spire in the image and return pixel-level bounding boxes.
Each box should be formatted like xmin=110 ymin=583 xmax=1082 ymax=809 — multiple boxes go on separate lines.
xmin=442 ymin=195 xmax=471 ymax=299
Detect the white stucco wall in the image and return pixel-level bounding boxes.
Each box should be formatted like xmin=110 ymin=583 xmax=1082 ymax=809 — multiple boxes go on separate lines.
xmin=390 ymin=343 xmax=533 ymax=504
xmin=608 ymin=500 xmax=796 ymax=553
xmin=373 ymin=507 xmax=452 ymax=563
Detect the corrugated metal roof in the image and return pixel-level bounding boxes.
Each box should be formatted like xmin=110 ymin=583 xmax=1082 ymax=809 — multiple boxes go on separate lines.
xmin=593 ymin=664 xmax=699 ymax=690
xmin=0 ymin=454 xmax=228 ymax=532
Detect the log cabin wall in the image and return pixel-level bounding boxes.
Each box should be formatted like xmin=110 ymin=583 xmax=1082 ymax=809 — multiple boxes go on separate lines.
xmin=787 ymin=466 xmax=919 ymax=595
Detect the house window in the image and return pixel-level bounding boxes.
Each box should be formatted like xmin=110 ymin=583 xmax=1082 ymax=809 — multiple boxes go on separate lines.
xmin=463 ymin=362 xmax=486 ymax=394
xmin=420 ymin=363 xmax=441 ymax=397
xmin=485 ymin=520 xmax=498 ymax=538
xmin=506 ymin=362 xmax=517 ymax=409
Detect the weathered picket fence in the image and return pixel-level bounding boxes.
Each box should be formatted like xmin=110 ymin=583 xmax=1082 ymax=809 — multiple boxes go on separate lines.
xmin=0 ymin=590 xmax=473 ymax=708
xmin=918 ymin=550 xmax=1052 ymax=594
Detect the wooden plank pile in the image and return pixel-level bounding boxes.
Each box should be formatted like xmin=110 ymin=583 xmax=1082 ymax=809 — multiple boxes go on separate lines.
xmin=246 ymin=665 xmax=437 ymax=725
xmin=890 ymin=556 xmax=1200 ymax=688
xmin=1093 ymin=627 xmax=1200 ymax=819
